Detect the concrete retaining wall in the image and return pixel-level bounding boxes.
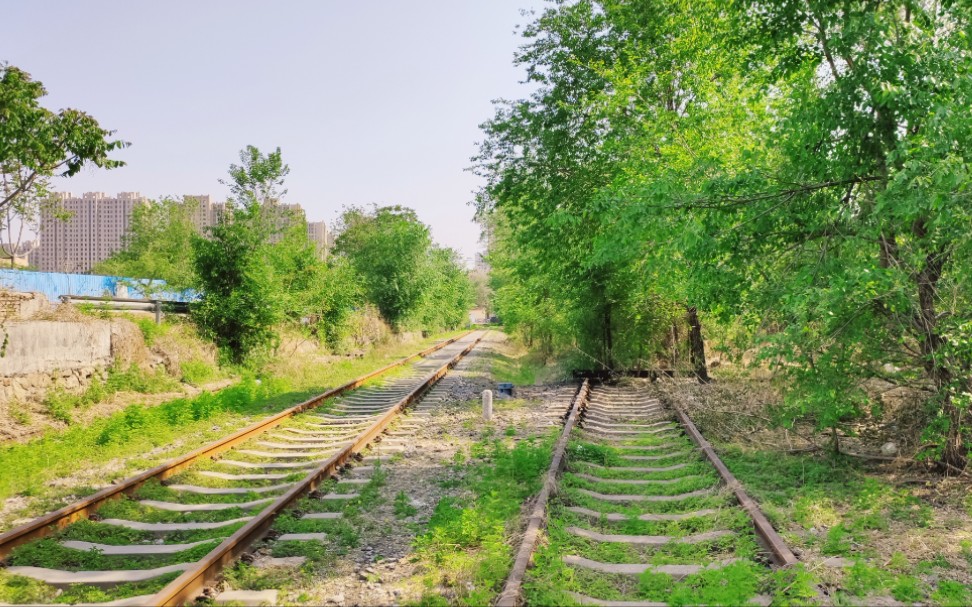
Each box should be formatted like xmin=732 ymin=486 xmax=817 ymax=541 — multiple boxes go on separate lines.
xmin=0 ymin=320 xmax=113 ymax=403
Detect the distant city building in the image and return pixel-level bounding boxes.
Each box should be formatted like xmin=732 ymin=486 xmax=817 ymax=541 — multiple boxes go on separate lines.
xmin=184 ymin=194 xmax=227 ymax=229
xmin=306 ymin=220 xmax=330 ymax=258
xmin=34 ymin=192 xmax=330 ymax=273
xmin=34 ymin=192 xmax=145 ymax=273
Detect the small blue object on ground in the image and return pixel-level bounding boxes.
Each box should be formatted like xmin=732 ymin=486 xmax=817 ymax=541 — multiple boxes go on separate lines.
xmin=497 ymin=382 xmax=514 ymax=396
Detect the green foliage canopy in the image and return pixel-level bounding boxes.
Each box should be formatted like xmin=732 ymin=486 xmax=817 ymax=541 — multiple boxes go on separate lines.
xmin=477 ymin=0 xmax=972 ymax=466
xmin=94 ymin=197 xmax=200 ymax=292
xmin=334 ymin=205 xmax=472 ymax=331
xmin=0 ymin=63 xmax=127 ymax=213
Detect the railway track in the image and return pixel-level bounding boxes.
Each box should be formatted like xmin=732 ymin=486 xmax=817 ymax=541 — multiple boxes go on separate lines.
xmin=0 ymin=330 xmax=486 ymax=606
xmin=500 ymin=380 xmax=797 ymax=607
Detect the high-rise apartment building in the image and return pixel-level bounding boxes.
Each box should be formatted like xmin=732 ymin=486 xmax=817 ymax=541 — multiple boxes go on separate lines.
xmin=34 ymin=192 xmax=145 ymax=273
xmin=33 ymin=192 xmax=330 ymax=273
xmin=184 ymin=194 xmax=227 ymax=229
xmin=306 ymin=220 xmax=330 ymax=258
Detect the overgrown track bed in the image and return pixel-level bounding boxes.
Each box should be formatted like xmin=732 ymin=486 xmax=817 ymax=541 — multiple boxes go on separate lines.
xmin=502 ymin=381 xmax=803 ymax=607
xmin=0 ymin=331 xmax=486 ymax=606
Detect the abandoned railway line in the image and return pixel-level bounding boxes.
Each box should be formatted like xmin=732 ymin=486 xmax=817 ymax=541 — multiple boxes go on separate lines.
xmin=0 ymin=331 xmax=803 ymax=606
xmin=0 ymin=331 xmax=486 ymax=606
xmin=499 ymin=381 xmax=798 ymax=607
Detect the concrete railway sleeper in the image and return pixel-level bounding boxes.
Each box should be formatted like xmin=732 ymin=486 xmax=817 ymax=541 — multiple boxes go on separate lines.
xmin=0 ymin=331 xmax=487 ymax=606
xmin=499 ymin=381 xmax=799 ymax=607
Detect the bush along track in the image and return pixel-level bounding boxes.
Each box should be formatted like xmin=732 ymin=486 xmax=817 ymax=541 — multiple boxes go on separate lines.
xmin=0 ymin=332 xmax=485 ymax=606
xmin=513 ymin=381 xmax=818 ymax=607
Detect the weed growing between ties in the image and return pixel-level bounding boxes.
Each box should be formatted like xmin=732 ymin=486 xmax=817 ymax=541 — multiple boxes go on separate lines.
xmin=521 ymin=422 xmax=826 ymax=607
xmin=394 ymin=490 xmax=418 ymax=518
xmin=409 ymin=430 xmax=556 ymax=606
xmin=7 ymin=537 xmax=216 ymax=571
xmin=0 ymin=569 xmax=177 ymax=605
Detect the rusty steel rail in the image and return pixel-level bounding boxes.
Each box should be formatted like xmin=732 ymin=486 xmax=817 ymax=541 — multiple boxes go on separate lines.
xmin=496 ymin=379 xmax=590 ymax=607
xmin=0 ymin=331 xmax=473 ymax=558
xmin=151 ymin=331 xmax=486 ymax=606
xmin=495 ymin=381 xmax=798 ymax=606
xmin=673 ymin=405 xmax=799 ymax=567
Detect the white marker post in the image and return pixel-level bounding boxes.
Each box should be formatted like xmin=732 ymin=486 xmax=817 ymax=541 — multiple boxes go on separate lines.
xmin=482 ymin=389 xmax=493 ymax=421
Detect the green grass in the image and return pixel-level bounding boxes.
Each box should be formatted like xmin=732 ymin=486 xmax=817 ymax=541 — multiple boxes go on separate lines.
xmin=7 ymin=537 xmax=217 ymax=571
xmin=932 ymin=580 xmax=972 ymax=606
xmin=180 ymin=358 xmax=217 ymax=385
xmin=0 ymin=569 xmax=176 ymax=605
xmin=544 ymin=517 xmax=759 ymax=566
xmin=410 ymin=432 xmax=557 ymax=606
xmin=60 ymin=518 xmax=240 ymax=545
xmin=717 ymin=448 xmax=933 ymax=530
xmin=40 ymin=363 xmax=181 ymax=425
xmin=486 ymin=347 xmax=561 ymax=386
xmin=718 ymin=446 xmax=971 ymax=605
xmin=394 ymin=490 xmax=418 ymax=518
xmin=523 ymin=418 xmax=804 ymax=607
xmin=131 ymin=315 xmax=169 ymax=347
xmin=0 ymin=377 xmax=286 ymax=508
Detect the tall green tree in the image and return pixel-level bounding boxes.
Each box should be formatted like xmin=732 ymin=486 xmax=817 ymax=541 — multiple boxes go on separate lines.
xmin=191 ymin=146 xmax=367 ymax=361
xmin=333 ymin=205 xmax=473 ymax=332
xmin=415 ymin=246 xmax=475 ymax=332
xmin=477 ymin=0 xmax=972 ymax=467
xmin=709 ymin=0 xmax=972 ymax=467
xmin=222 ymin=145 xmax=289 ymax=208
xmin=334 ymin=205 xmax=433 ymax=328
xmin=95 ymin=196 xmax=200 ymax=291
xmin=192 ymin=147 xmax=296 ymax=362
xmin=192 ymin=204 xmax=283 ymax=362
xmin=0 ymin=63 xmax=127 ymax=214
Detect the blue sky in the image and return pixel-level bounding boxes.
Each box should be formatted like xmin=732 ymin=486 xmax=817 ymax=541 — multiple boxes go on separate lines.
xmin=1 ymin=1 xmax=542 ymax=262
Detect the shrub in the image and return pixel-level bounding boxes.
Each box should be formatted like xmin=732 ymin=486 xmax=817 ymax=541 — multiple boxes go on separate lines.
xmin=180 ymin=359 xmax=216 ymax=386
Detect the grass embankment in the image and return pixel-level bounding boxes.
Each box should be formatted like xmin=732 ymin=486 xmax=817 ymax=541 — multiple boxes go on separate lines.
xmin=485 ymin=337 xmax=571 ymax=386
xmin=721 ymin=449 xmax=972 ymax=606
xmin=408 ymin=428 xmax=557 ymax=606
xmin=4 ymin=315 xmax=228 ymax=435
xmin=660 ymin=376 xmax=972 ymax=606
xmin=0 ymin=330 xmax=465 ymax=530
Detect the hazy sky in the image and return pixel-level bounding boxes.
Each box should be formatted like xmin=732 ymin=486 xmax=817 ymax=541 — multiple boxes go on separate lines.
xmin=1 ymin=1 xmax=543 ymax=262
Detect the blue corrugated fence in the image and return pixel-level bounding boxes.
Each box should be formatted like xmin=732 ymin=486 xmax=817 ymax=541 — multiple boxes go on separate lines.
xmin=0 ymin=269 xmax=192 ymax=303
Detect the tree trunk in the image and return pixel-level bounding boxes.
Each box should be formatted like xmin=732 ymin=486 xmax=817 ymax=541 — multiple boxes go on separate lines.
xmin=686 ymin=305 xmax=710 ymax=383
xmin=913 ymin=241 xmax=965 ymax=469
xmin=603 ymin=300 xmax=614 ymax=371
xmin=670 ymin=323 xmax=679 ymax=371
